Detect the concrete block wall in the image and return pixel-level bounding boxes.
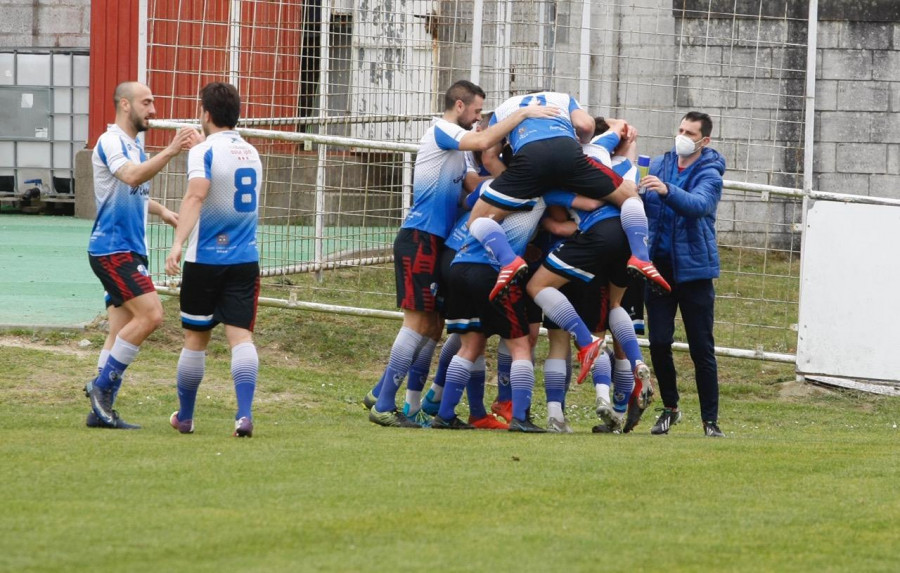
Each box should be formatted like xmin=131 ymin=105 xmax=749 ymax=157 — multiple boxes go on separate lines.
xmin=0 ymin=0 xmax=90 ymax=49
xmin=814 ymin=2 xmax=900 ymax=199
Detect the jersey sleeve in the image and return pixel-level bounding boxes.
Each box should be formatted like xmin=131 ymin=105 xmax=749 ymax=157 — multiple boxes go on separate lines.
xmin=186 ymin=143 xmax=212 ymax=180
xmin=611 ymin=157 xmax=638 ymax=182
xmin=543 ymin=189 xmax=576 ymax=208
xmin=96 ymin=133 xmax=131 ymax=177
xmin=591 ymin=130 xmax=621 ymax=153
xmin=567 ymin=96 xmax=582 ymax=114
xmin=434 ymin=120 xmax=467 ymax=150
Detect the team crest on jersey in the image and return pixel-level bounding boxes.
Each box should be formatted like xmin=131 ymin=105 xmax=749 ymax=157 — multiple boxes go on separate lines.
xmin=217 ymin=234 xmax=230 ymax=246
xmin=137 ymin=264 xmax=149 ymax=277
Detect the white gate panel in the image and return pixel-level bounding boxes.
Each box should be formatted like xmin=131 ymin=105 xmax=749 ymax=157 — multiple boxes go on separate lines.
xmin=797 ymin=199 xmax=900 ymax=382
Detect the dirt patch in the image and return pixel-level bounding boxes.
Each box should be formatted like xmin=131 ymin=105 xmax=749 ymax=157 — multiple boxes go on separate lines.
xmin=777 ymin=379 xmax=835 ymax=400
xmin=0 ymin=336 xmax=95 ymax=358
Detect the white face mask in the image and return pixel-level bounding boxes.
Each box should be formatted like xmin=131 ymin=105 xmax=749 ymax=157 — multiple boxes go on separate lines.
xmin=675 ymin=134 xmax=701 ymax=157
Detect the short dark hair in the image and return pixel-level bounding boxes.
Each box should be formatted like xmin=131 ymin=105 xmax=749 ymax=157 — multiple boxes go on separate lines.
xmin=683 ymin=111 xmax=712 ymax=138
xmin=444 ymin=80 xmax=486 ymax=111
xmin=592 ymin=116 xmax=610 ymax=138
xmin=200 ymin=82 xmax=241 ymax=128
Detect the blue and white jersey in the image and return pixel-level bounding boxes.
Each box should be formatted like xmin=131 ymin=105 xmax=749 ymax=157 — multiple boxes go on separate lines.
xmin=582 ymin=129 xmax=621 ymax=167
xmin=401 ymin=118 xmax=469 ymax=239
xmin=453 ymin=190 xmax=576 ymax=269
xmin=570 ymin=156 xmax=637 ymax=232
xmin=489 ymin=92 xmax=581 ymax=153
xmin=184 ymin=130 xmax=262 ymax=265
xmin=444 ymin=212 xmax=471 ymax=252
xmin=88 ymin=124 xmax=151 ymax=256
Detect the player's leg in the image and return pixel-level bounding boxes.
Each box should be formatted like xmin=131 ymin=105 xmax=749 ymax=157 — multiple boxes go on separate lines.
xmin=490 ymin=338 xmax=513 ymax=422
xmin=545 ymin=328 xmax=572 ymax=433
xmin=466 ymin=354 xmax=507 ymax=429
xmin=528 ymin=265 xmax=603 ymax=386
xmin=421 ymin=332 xmax=461 ymax=415
xmin=170 ymin=329 xmax=210 ymax=434
xmin=371 ymin=229 xmax=440 ymax=426
xmin=433 ymin=331 xmax=483 ymax=429
xmin=506 ymin=335 xmax=544 ymax=433
xmin=218 ymin=261 xmax=261 ymax=438
xmin=226 ymin=325 xmax=257 ymax=437
xmin=403 ymin=316 xmax=442 ymax=420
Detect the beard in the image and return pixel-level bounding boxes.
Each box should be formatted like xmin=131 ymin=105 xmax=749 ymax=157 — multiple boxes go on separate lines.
xmin=131 ymin=110 xmax=149 ymax=133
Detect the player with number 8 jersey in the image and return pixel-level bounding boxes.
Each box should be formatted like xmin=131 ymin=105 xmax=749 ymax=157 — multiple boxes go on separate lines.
xmin=166 ymin=82 xmax=263 ymax=438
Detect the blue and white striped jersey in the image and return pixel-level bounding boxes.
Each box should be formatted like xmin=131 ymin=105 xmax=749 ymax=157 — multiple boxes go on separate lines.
xmin=88 ymin=125 xmax=151 ymax=256
xmin=453 ymin=190 xmax=576 ymax=269
xmin=488 ymin=92 xmax=581 ymax=153
xmin=184 ymin=130 xmax=262 ymax=265
xmin=401 ymin=118 xmax=469 ymax=240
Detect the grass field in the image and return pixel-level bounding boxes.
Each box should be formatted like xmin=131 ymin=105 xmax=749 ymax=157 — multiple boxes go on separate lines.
xmin=2 ymin=293 xmax=898 ymax=573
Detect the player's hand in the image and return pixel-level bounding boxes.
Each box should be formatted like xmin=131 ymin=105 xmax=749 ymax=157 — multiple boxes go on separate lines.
xmin=167 ymin=127 xmax=194 ymax=155
xmin=624 ymin=123 xmax=638 ymax=144
xmin=640 ymin=175 xmax=668 ymax=196
xmin=519 ymin=105 xmax=560 ymax=119
xmin=159 ymin=207 xmax=179 ymax=228
xmin=165 ymin=245 xmax=183 ymax=276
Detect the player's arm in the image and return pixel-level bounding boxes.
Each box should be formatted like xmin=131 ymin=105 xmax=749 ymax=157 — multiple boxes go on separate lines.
xmin=481 ymin=141 xmax=507 ymax=177
xmin=165 ymin=177 xmax=210 ymax=276
xmin=457 ymin=106 xmax=559 ymax=152
xmin=148 ymin=199 xmax=178 ymax=228
xmin=115 ymin=127 xmax=196 ymax=187
xmin=541 ymin=217 xmax=578 ymax=238
xmin=570 ymin=108 xmax=596 ymax=144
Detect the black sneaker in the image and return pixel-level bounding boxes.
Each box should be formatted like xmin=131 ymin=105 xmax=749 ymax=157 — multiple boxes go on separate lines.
xmin=431 ymin=415 xmax=475 ymax=430
xmin=650 ymin=408 xmax=682 ymax=435
xmin=87 ymin=381 xmax=116 ymax=426
xmin=508 ymin=417 xmax=547 ymax=433
xmin=703 ymin=420 xmax=725 ymax=438
xmin=86 ymin=410 xmax=141 ymax=430
xmin=622 ymin=399 xmax=646 ymax=434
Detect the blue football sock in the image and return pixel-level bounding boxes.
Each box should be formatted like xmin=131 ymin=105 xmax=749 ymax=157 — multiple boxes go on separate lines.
xmin=544 ymin=358 xmax=567 ymax=405
xmin=176 ymin=348 xmax=205 ymax=421
xmin=375 ymin=327 xmax=423 ymax=412
xmin=371 ymin=371 xmax=386 ymax=398
xmin=496 ymin=339 xmax=512 ymax=402
xmin=405 ymin=338 xmax=436 ymax=415
xmin=232 ymin=342 xmax=258 ymax=420
xmin=427 ymin=333 xmax=461 ymax=403
xmin=609 ymin=307 xmax=643 ymax=370
xmin=613 ymin=358 xmax=635 ymax=413
xmin=510 ymin=359 xmax=535 ymax=421
xmin=95 ymin=336 xmax=139 ymax=404
xmin=534 ymin=288 xmax=594 ymax=348
xmin=97 ymin=349 xmax=109 ymax=376
xmin=470 ymin=217 xmax=517 ymax=266
xmin=438 ymin=355 xmax=472 ymax=420
xmin=621 ymin=197 xmax=650 ymax=261
xmin=466 ymin=356 xmax=487 ymax=419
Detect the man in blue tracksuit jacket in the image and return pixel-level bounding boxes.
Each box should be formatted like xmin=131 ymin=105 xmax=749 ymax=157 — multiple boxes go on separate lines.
xmin=639 ymin=111 xmax=727 ymax=438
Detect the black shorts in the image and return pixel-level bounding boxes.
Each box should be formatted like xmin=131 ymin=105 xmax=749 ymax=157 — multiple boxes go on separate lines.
xmin=436 ymin=247 xmax=457 ymax=318
xmin=394 ymin=228 xmax=442 ymax=312
xmin=480 ymin=137 xmax=623 ymax=211
xmin=543 ymin=217 xmax=631 ymax=288
xmin=180 ymin=261 xmax=260 ymax=332
xmin=89 ymin=252 xmax=156 ymax=308
xmin=444 ymin=262 xmax=529 ymax=340
xmin=543 ymin=280 xmax=610 ymax=333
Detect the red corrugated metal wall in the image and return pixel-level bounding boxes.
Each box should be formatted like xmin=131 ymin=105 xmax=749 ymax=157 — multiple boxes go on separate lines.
xmin=88 ymin=0 xmax=140 ymax=147
xmin=145 ymin=0 xmax=304 ymax=152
